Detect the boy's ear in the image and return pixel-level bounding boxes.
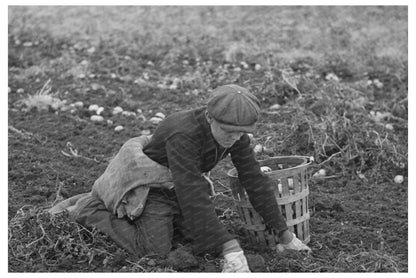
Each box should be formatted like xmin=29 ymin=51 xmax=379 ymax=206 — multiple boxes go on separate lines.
xmin=205 ymin=111 xmax=213 ymax=123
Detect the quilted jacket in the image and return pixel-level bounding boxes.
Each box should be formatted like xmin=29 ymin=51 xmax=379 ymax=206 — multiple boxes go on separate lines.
xmin=142 ymin=107 xmax=288 ymax=254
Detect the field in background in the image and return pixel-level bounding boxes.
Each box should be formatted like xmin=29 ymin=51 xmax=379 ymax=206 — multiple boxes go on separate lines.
xmin=8 ymin=6 xmax=408 ymax=272
xmin=9 ymin=7 xmax=407 ymax=66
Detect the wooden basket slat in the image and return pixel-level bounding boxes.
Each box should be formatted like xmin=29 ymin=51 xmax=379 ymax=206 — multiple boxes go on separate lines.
xmin=285 ymin=211 xmax=310 ymax=226
xmin=238 ymin=206 xmax=247 ymax=223
xmin=275 ymin=188 xmax=309 ymax=205
xmin=295 ymin=200 xmax=302 ymax=224
xmin=273 ymin=179 xmax=282 ymax=198
xmin=257 ymin=229 xmax=267 ymax=243
xmin=242 ymin=206 xmax=253 ymax=226
xmin=284 ymin=202 xmax=293 ymax=223
xmin=281 ymin=177 xmax=290 ymax=196
xmin=266 ymin=231 xmax=276 ymax=247
xmin=259 ymin=156 xmax=307 ymax=168
xmin=300 ymin=170 xmax=306 ymax=191
xmin=302 ymin=196 xmax=307 ymax=215
xmin=293 ymin=174 xmax=301 ymax=193
xmin=266 ymin=168 xmax=308 ymax=180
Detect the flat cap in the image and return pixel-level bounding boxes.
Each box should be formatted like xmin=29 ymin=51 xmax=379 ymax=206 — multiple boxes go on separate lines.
xmin=207 ymin=84 xmax=260 ymax=133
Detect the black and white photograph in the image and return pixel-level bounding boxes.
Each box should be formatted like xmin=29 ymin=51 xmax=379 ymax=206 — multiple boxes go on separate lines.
xmin=7 ymin=4 xmax=409 ymax=273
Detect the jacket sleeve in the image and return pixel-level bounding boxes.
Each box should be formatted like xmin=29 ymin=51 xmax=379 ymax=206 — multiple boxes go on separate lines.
xmin=165 ymin=133 xmax=234 ymax=254
xmin=230 ymin=134 xmax=288 ymax=235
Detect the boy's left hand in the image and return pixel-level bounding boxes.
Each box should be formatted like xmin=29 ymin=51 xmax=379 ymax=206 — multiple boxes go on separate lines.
xmin=276 ymin=233 xmax=311 ymax=252
xmin=222 ymin=251 xmax=251 ymax=272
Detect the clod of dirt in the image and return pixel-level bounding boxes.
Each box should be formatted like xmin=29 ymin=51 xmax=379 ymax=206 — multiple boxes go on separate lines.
xmin=246 ymin=254 xmax=267 ymax=272
xmin=146 ymin=259 xmax=156 ymax=266
xmin=331 ymin=202 xmax=344 ymax=212
xmin=166 ymin=247 xmax=199 ymax=270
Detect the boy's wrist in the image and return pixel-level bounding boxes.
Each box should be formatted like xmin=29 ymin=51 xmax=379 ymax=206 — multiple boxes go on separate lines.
xmin=222 ymin=239 xmax=243 ymax=256
xmin=279 ymin=229 xmax=294 ymax=244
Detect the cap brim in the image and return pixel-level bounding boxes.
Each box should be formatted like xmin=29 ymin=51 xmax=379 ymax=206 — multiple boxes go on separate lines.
xmin=217 ymin=121 xmax=256 ymax=133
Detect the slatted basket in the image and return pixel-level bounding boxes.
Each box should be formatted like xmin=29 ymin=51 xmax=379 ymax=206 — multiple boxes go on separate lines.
xmin=227 ymin=156 xmax=312 ymax=249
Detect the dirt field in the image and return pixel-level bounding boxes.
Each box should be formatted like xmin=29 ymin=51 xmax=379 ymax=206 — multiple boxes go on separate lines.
xmin=8 ymin=6 xmax=408 ymax=272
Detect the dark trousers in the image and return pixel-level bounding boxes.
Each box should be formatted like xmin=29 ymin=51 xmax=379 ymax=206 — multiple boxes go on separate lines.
xmin=74 ymin=188 xmax=191 ymax=257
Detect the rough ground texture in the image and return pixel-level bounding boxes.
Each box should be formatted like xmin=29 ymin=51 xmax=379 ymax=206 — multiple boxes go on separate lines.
xmin=8 ymin=6 xmax=407 ymax=272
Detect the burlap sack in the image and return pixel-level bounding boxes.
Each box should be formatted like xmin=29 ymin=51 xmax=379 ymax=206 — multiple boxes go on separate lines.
xmin=49 ymin=135 xmax=174 ymax=219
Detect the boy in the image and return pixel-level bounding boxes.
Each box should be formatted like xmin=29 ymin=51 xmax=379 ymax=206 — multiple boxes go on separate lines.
xmin=49 ymin=84 xmax=311 ymax=272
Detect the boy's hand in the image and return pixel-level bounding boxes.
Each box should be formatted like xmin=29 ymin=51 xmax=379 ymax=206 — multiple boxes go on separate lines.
xmin=276 ymin=232 xmax=311 ymax=252
xmin=222 ymin=251 xmax=251 ymax=272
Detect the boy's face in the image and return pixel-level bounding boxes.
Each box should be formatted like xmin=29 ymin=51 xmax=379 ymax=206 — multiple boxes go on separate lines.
xmin=206 ymin=112 xmax=244 ymax=148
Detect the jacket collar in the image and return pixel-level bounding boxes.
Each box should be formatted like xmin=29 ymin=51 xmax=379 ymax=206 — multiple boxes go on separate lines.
xmin=194 ymin=107 xmax=223 ymax=152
